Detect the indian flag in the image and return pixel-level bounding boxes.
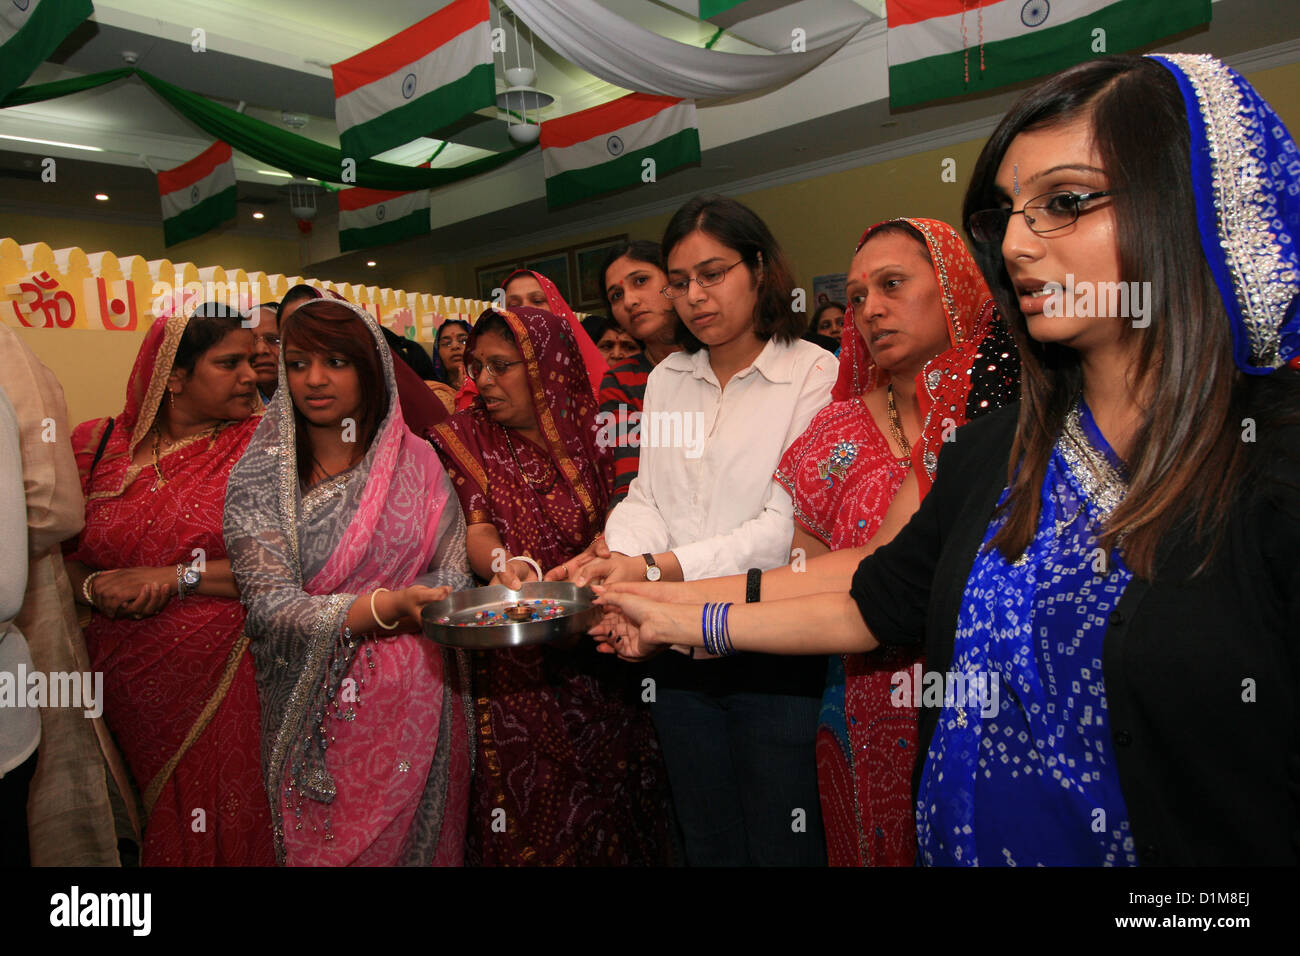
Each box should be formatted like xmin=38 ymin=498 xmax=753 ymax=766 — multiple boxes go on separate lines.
xmin=0 ymin=0 xmax=93 ymax=102
xmin=333 ymin=0 xmax=494 ymax=162
xmin=541 ymin=94 xmax=701 ymax=209
xmin=887 ymin=0 xmax=1211 ymax=109
xmin=157 ymin=141 xmax=237 ymax=248
xmin=337 ymin=184 xmax=431 ymax=252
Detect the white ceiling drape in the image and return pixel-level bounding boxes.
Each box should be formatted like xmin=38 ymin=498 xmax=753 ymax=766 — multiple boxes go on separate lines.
xmin=506 ymin=0 xmax=867 ymax=99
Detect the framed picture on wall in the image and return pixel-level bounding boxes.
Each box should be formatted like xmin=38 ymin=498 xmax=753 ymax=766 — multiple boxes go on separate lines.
xmin=573 ymin=235 xmax=628 ymax=310
xmin=524 ymin=251 xmax=573 ymax=304
xmin=476 ymin=262 xmax=519 ymax=303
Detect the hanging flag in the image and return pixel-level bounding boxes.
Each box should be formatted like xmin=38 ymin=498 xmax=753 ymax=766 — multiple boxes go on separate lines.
xmin=333 ymin=0 xmax=494 ymax=162
xmin=337 ymin=184 xmax=431 ymax=251
xmin=157 ymin=141 xmax=237 ymax=247
xmin=887 ymin=0 xmax=1211 ymax=109
xmin=0 ymin=0 xmax=94 ymax=102
xmin=541 ymin=94 xmax=701 ymax=208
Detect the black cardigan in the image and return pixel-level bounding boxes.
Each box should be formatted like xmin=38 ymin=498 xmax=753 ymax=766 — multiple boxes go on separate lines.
xmin=850 ymin=402 xmax=1300 ymax=865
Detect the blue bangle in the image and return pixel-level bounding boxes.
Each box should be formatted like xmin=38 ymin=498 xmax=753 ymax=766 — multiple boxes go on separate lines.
xmin=720 ymin=602 xmax=733 ymax=655
xmin=701 ymin=603 xmax=712 ymax=654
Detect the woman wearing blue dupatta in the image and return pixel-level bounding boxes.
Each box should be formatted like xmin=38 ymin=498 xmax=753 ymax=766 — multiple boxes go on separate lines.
xmin=594 ymin=53 xmax=1300 ymax=865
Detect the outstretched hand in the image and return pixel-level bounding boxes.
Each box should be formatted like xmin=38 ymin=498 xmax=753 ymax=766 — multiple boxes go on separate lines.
xmin=590 ymin=585 xmax=680 ymax=661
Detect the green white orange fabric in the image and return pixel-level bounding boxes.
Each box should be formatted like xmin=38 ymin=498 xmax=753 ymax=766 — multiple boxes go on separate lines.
xmin=540 ymin=93 xmax=701 ymax=208
xmin=157 ymin=141 xmax=237 ymax=247
xmin=0 ymin=0 xmax=93 ymax=102
xmin=337 ymin=184 xmax=431 ymax=252
xmin=886 ymin=0 xmax=1211 ymax=109
xmin=332 ymin=0 xmax=494 ymax=162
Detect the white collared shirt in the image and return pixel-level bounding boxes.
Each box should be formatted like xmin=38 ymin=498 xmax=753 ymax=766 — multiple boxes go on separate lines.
xmin=604 ymin=337 xmax=836 ymax=580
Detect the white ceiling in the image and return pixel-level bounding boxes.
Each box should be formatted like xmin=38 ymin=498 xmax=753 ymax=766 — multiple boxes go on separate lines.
xmin=2 ymin=0 xmax=1297 ymax=286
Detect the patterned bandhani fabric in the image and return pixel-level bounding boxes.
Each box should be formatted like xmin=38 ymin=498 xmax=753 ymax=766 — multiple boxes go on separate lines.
xmin=920 ymin=397 xmax=1138 ymax=866
xmin=1149 ymin=54 xmax=1300 ymax=374
xmin=224 ymin=299 xmax=472 ymax=866
xmin=73 ymin=311 xmax=274 ymax=866
xmin=454 ymin=270 xmax=609 ymax=409
xmin=431 ymin=307 xmax=674 ymax=866
xmin=776 ymin=217 xmax=1018 ymax=866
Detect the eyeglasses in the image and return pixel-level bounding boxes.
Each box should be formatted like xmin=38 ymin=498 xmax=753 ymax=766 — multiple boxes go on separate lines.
xmin=466 ymin=356 xmax=524 ymax=379
xmin=252 ymin=333 xmax=280 ymax=348
xmin=661 ymin=259 xmax=747 ymax=299
xmin=967 ymin=190 xmax=1117 ymax=245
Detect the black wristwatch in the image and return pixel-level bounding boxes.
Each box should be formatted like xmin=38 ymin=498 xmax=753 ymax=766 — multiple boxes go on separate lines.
xmin=746 ymin=567 xmax=762 ymax=604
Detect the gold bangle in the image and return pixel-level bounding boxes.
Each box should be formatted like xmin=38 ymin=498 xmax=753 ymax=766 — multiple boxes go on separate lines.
xmin=369 ymin=587 xmax=400 ymax=630
xmin=82 ymin=571 xmax=103 ymax=605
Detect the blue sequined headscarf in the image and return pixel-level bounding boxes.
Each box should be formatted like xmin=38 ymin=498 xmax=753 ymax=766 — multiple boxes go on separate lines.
xmin=1149 ymin=53 xmax=1300 ymax=374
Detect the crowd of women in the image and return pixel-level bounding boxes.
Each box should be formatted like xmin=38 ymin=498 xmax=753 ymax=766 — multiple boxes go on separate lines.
xmin=1 ymin=52 xmax=1296 ymax=867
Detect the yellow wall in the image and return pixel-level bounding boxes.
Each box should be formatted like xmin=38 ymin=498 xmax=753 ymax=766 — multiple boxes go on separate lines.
xmin=3 ymin=213 xmax=306 ymax=278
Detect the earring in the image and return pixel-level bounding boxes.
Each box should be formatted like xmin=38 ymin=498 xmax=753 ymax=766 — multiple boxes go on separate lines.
xmin=169 ymin=390 xmax=176 ymax=410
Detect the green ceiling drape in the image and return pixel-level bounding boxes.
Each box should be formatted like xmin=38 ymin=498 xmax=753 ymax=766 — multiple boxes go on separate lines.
xmin=1 ymin=68 xmax=533 ymax=191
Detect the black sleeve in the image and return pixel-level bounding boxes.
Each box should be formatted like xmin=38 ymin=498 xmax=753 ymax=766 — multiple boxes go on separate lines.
xmin=849 ymin=470 xmax=942 ymax=647
xmin=849 ymin=402 xmax=1018 ymax=649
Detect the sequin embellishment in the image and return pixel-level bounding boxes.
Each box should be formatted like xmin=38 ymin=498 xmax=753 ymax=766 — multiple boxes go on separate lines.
xmin=817 ymin=440 xmax=858 ymax=487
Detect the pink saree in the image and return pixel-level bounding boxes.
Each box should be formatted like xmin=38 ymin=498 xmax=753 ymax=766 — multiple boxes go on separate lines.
xmin=224 ymin=301 xmax=473 ymax=866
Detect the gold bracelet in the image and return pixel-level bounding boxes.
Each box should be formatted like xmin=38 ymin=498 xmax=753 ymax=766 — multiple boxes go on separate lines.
xmin=369 ymin=587 xmax=400 ymax=630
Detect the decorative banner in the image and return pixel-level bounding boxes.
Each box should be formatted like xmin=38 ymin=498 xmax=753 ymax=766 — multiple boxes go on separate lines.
xmin=886 ymin=0 xmax=1212 ymax=109
xmin=540 ymin=93 xmax=701 ymax=208
xmin=0 ymin=237 xmax=493 ymax=342
xmin=157 ymin=141 xmax=237 ymax=247
xmin=333 ymin=0 xmax=494 ymax=162
xmin=0 ymin=0 xmax=94 ymax=102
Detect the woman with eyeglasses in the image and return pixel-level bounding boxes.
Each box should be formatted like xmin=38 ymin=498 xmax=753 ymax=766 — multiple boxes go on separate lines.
xmin=429 ymin=306 xmax=674 ymax=866
xmin=595 ymin=54 xmax=1300 ymax=866
xmin=567 ymin=195 xmax=838 ymax=866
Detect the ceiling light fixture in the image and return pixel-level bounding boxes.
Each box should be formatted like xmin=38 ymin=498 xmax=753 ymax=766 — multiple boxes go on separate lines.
xmin=256 ymin=169 xmax=292 ymax=178
xmin=0 ymin=134 xmax=103 ymax=152
xmin=94 ymin=193 xmax=109 ymax=201
xmin=252 ymin=211 xmax=265 ymax=219
xmin=366 ymin=260 xmax=377 ymax=267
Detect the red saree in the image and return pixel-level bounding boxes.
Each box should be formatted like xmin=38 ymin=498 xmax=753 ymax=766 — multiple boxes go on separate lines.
xmin=432 ymin=306 xmax=674 ymax=866
xmin=777 ymin=218 xmax=1017 ymax=866
xmin=74 ymin=313 xmax=274 ymax=866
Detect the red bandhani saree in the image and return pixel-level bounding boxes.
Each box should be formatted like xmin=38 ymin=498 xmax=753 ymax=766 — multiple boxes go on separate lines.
xmin=74 ymin=312 xmax=274 ymax=866
xmin=776 ymin=218 xmax=1018 ymax=866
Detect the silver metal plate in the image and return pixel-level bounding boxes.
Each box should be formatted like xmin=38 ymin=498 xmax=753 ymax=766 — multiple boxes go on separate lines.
xmin=420 ymin=581 xmax=600 ymax=650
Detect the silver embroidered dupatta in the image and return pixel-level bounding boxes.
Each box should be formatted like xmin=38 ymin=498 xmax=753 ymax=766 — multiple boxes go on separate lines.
xmin=1150 ymin=53 xmax=1300 ymax=373
xmin=222 ymin=300 xmax=472 ymax=862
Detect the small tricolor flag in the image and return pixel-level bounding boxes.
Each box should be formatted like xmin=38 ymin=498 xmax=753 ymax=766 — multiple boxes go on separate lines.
xmin=540 ymin=94 xmax=701 ymax=209
xmin=886 ymin=0 xmax=1211 ymax=109
xmin=0 ymin=0 xmax=94 ymax=102
xmin=157 ymin=141 xmax=237 ymax=247
xmin=332 ymin=0 xmax=494 ymax=162
xmin=337 ymin=184 xmax=431 ymax=252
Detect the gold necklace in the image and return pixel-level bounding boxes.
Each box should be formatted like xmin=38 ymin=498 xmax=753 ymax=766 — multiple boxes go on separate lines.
xmin=885 ymin=384 xmax=912 ymax=467
xmin=504 ymin=430 xmax=556 ymax=492
xmin=150 ymin=423 xmax=221 ymax=490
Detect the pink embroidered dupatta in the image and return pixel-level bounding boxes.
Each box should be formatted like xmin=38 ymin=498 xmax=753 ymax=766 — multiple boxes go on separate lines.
xmin=224 ymin=300 xmax=473 ymax=865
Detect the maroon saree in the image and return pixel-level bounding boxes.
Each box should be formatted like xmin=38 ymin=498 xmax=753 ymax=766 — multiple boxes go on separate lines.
xmin=432 ymin=306 xmax=674 ymax=865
